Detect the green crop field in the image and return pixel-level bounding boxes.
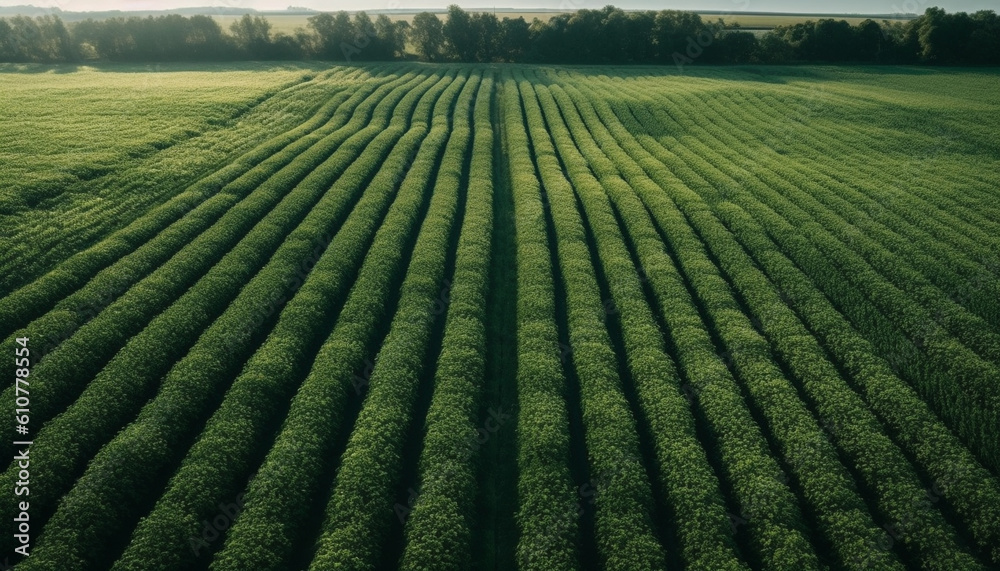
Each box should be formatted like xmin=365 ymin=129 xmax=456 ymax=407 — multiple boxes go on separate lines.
xmin=2 ymin=62 xmax=999 ymax=570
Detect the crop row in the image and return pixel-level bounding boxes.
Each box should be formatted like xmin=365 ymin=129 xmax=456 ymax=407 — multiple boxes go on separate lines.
xmin=0 ymin=67 xmax=401 ymax=379
xmin=711 ymin=76 xmax=1000 ymax=234
xmin=689 ymin=87 xmax=1000 ymax=333
xmin=0 ymin=69 xmax=427 ymax=466
xmin=549 ymin=73 xmax=911 ymax=570
xmin=618 ymin=84 xmax=1000 ymax=561
xmin=539 ymin=78 xmax=827 ymax=570
xmin=398 ymin=71 xmax=496 ymax=571
xmin=716 ymin=202 xmax=1000 ymax=565
xmin=528 ymin=77 xmax=749 ymax=570
xmin=745 ymin=87 xmax=1000 ymax=249
xmin=619 ymin=81 xmax=1000 ymax=475
xmin=547 ymin=71 xmax=886 ymax=569
xmin=0 ymin=68 xmax=328 ymax=287
xmin=211 ymin=69 xmax=473 ymax=571
xmin=4 ymin=67 xmax=430 ymax=560
xmin=587 ymin=75 xmax=991 ymax=567
xmin=668 ymin=87 xmax=1000 ymax=562
xmin=100 ymin=70 xmax=457 ymax=571
xmin=13 ymin=69 xmax=452 ymax=568
xmin=500 ymin=71 xmax=579 ymax=571
xmin=665 ymin=85 xmax=1000 ymax=361
xmin=0 ymin=66 xmax=366 ymax=295
xmin=0 ymin=66 xmax=383 ymax=343
xmin=517 ymin=71 xmax=666 ymax=570
xmin=1 ymin=68 xmax=361 ymax=280
xmin=307 ymin=70 xmax=479 ymax=571
xmin=0 ymin=71 xmax=387 ymax=402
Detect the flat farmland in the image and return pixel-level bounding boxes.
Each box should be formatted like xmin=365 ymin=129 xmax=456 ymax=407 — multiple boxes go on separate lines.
xmin=2 ymin=62 xmax=999 ymax=570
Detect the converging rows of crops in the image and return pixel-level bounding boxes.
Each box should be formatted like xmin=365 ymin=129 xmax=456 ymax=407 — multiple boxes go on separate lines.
xmin=2 ymin=63 xmax=999 ymax=571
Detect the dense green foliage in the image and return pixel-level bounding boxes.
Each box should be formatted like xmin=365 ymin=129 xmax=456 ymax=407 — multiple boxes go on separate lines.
xmin=2 ymin=63 xmax=999 ymax=570
xmin=2 ymin=6 xmax=999 ymax=65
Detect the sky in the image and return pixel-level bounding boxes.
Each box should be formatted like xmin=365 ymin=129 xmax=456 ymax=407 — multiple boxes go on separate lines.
xmin=1 ymin=0 xmax=995 ymax=14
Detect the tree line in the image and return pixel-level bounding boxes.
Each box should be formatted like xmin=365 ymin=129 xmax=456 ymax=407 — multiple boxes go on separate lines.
xmin=1 ymin=6 xmax=998 ymax=65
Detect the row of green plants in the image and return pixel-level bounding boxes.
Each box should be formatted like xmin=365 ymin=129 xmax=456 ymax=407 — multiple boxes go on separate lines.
xmin=0 ymin=67 xmax=397 ymax=371
xmin=610 ymin=80 xmax=983 ymax=567
xmin=745 ymin=88 xmax=1000 ymax=250
xmin=0 ymin=68 xmax=418 ymax=524
xmin=500 ymin=72 xmax=579 ymax=571
xmin=0 ymin=69 xmax=426 ymax=463
xmin=715 ymin=201 xmax=1000 ymax=566
xmin=628 ymin=77 xmax=998 ymax=460
xmin=10 ymin=71 xmax=452 ymax=570
xmin=307 ymin=70 xmax=479 ymax=570
xmin=719 ymin=84 xmax=1000 ymax=263
xmin=0 ymin=68 xmax=358 ymax=290
xmin=589 ymin=75 xmax=992 ymax=567
xmin=2 ymin=89 xmax=377 ymax=553
xmin=211 ymin=70 xmax=473 ymax=571
xmin=620 ymin=82 xmax=1000 ymax=475
xmin=563 ymin=73 xmax=899 ymax=568
xmin=105 ymin=70 xmax=457 ymax=571
xmin=656 ymin=81 xmax=1000 ymax=332
xmin=545 ymin=72 xmax=915 ymax=570
xmin=527 ymin=77 xmax=748 ymax=570
xmin=675 ymin=84 xmax=1000 ymax=354
xmin=550 ymin=79 xmax=825 ymax=570
xmin=0 ymin=73 xmax=382 ymax=408
xmin=517 ymin=71 xmax=666 ymax=570
xmin=0 ymin=66 xmax=377 ymax=342
xmin=398 ymin=72 xmax=496 ymax=571
xmin=606 ymin=72 xmax=1000 ymax=273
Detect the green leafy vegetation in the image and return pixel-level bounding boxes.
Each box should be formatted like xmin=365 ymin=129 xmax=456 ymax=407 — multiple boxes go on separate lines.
xmin=2 ymin=6 xmax=1000 ymax=65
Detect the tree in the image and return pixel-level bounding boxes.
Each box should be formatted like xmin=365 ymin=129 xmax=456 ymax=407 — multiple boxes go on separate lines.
xmin=443 ymin=5 xmax=476 ymax=61
xmin=0 ymin=19 xmax=13 ymax=61
xmin=498 ymin=17 xmax=530 ymax=62
xmin=711 ymin=30 xmax=758 ymax=63
xmin=968 ymin=10 xmax=1000 ymax=64
xmin=230 ymin=14 xmax=272 ymax=58
xmin=472 ymin=13 xmax=500 ymax=62
xmin=624 ymin=11 xmax=656 ymax=62
xmin=756 ymin=31 xmax=795 ymax=63
xmin=186 ymin=15 xmax=228 ymax=60
xmin=308 ymin=11 xmax=354 ymax=60
xmin=409 ymin=12 xmax=443 ymax=61
xmin=374 ymin=14 xmax=407 ymax=60
xmin=855 ymin=19 xmax=887 ymax=62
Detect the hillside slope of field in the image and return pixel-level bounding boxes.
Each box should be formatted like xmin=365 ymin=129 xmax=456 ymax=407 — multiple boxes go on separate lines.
xmin=1 ymin=63 xmax=999 ymax=571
